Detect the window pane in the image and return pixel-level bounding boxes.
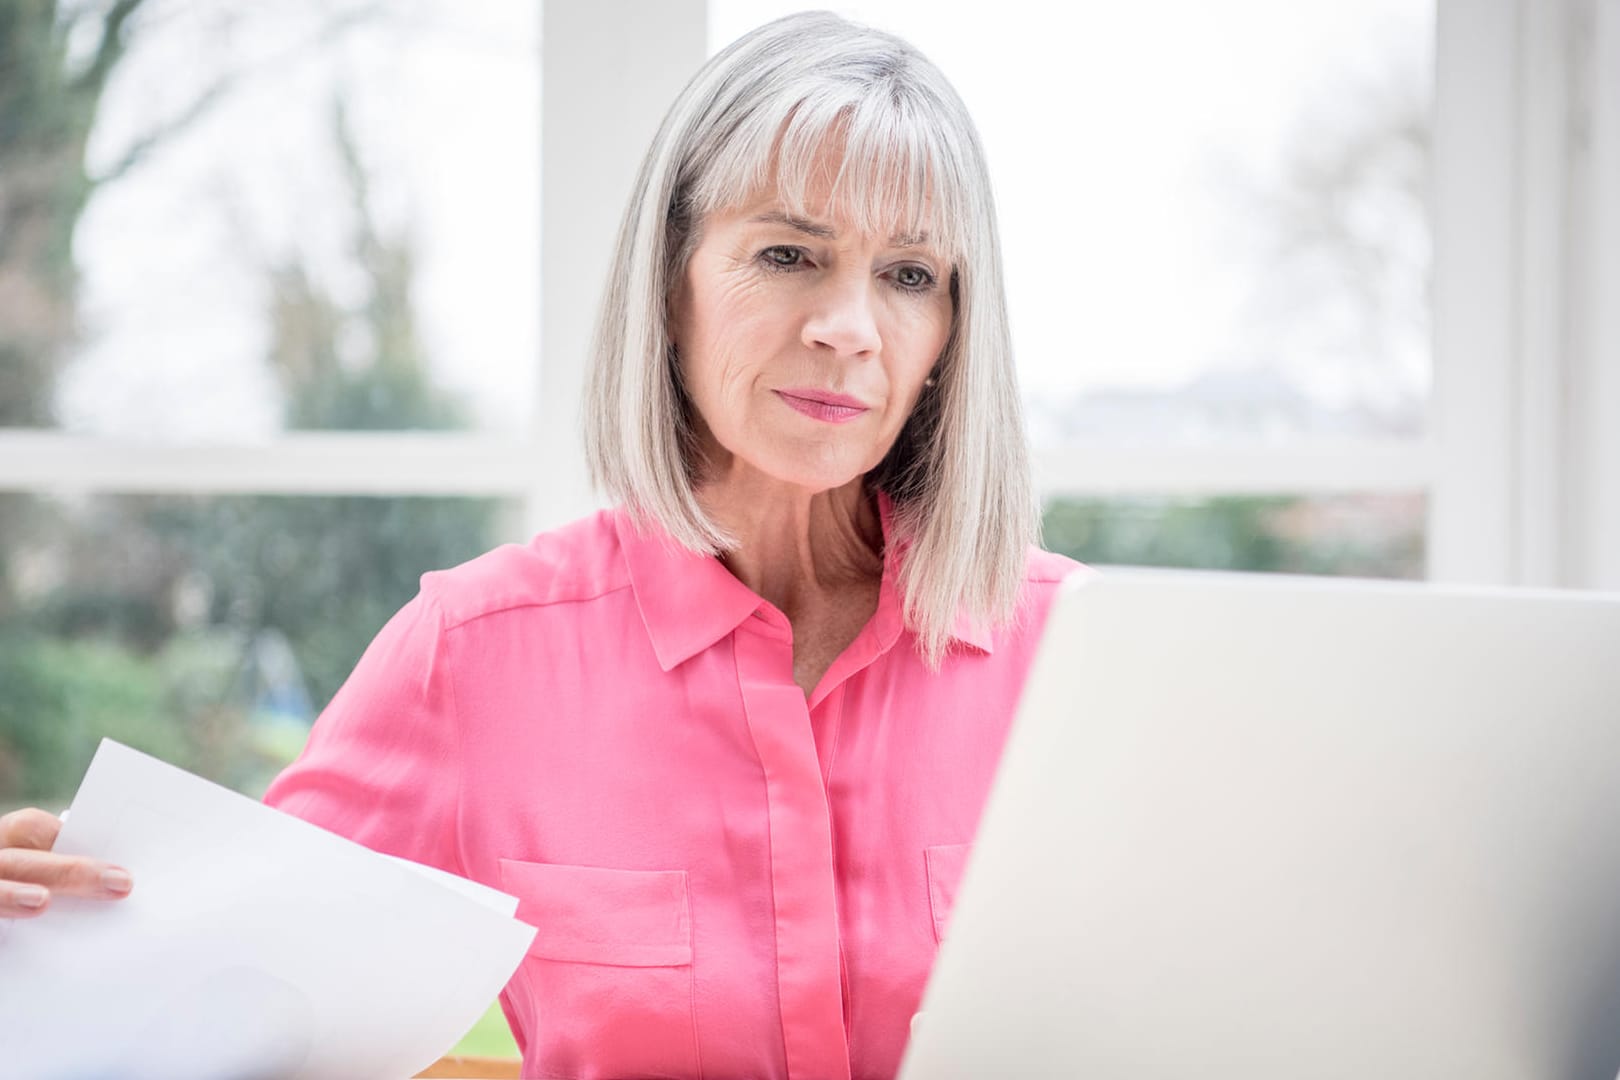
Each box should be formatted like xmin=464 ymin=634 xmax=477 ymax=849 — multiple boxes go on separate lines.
xmin=1041 ymin=493 xmax=1426 ymax=579
xmin=710 ymin=1 xmax=1433 ymax=444
xmin=0 ymin=492 xmax=513 ymax=810
xmin=0 ymin=1 xmax=539 ymax=439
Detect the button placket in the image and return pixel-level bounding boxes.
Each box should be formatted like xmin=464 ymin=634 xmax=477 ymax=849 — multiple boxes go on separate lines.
xmin=733 ymin=624 xmax=851 ymax=1080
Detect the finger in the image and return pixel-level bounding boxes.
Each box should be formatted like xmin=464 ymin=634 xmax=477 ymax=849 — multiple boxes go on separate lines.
xmin=0 ymin=807 xmax=63 ymax=851
xmin=0 ymin=881 xmax=52 ymax=918
xmin=0 ymin=849 xmax=133 ymax=899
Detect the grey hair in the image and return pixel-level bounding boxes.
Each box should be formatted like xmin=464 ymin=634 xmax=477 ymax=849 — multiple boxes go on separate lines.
xmin=584 ymin=10 xmax=1039 ymax=669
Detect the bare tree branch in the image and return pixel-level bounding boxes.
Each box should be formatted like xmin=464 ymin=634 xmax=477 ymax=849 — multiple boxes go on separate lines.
xmin=86 ymin=0 xmax=388 ymax=189
xmin=68 ymin=0 xmax=149 ymax=97
xmin=87 ymin=72 xmax=231 ymax=187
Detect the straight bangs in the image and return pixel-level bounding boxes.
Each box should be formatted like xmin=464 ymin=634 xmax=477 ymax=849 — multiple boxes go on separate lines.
xmin=689 ymin=90 xmax=969 ymax=264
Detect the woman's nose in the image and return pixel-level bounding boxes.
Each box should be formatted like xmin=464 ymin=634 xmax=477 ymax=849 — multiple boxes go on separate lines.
xmin=801 ymin=276 xmax=881 ymax=357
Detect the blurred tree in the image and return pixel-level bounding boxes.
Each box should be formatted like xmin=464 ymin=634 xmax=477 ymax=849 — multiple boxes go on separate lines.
xmin=1233 ymin=37 xmax=1431 ymax=429
xmin=0 ymin=0 xmax=380 ymax=615
xmin=0 ymin=0 xmax=146 ymax=615
xmin=0 ymin=0 xmax=384 ymax=422
xmin=33 ymin=95 xmax=497 ymax=691
xmin=0 ymin=0 xmax=136 ymax=426
xmin=157 ymin=99 xmax=498 ymax=706
xmin=7 ymin=96 xmax=496 ymax=803
xmin=272 ymin=99 xmax=469 ymax=433
xmin=0 ymin=623 xmax=174 ymax=803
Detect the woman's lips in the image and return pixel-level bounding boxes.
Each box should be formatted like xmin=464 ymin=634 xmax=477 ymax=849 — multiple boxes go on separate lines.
xmin=774 ymin=389 xmax=869 ymax=424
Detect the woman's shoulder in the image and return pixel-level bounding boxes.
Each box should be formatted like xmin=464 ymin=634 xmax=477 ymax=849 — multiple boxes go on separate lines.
xmin=1024 ymin=545 xmax=1093 ymax=586
xmin=415 ymin=506 xmax=632 ymax=630
xmin=998 ymin=546 xmax=1097 ymax=638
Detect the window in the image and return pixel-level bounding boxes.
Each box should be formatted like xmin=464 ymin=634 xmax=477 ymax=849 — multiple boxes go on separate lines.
xmin=0 ymin=0 xmax=539 ymax=809
xmin=59 ymin=1 xmax=541 ymax=440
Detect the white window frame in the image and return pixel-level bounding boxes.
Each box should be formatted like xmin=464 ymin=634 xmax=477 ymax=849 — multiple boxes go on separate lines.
xmin=1427 ymin=0 xmax=1620 ymax=588
xmin=1 ymin=0 xmax=1615 ymax=589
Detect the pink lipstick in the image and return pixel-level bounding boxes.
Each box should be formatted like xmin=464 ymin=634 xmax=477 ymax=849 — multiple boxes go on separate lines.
xmin=774 ymin=388 xmax=869 ymax=424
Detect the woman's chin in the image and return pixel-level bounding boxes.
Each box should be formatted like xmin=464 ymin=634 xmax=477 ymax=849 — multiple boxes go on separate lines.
xmin=736 ymin=456 xmax=869 ymax=497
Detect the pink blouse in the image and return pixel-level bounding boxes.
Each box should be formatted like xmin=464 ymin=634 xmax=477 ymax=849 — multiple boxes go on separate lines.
xmin=263 ymin=493 xmax=1085 ymax=1079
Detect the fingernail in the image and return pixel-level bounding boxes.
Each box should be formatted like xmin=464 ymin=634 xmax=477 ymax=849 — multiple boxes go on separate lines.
xmin=16 ymin=885 xmax=47 ymax=909
xmin=102 ymin=869 xmax=133 ymax=894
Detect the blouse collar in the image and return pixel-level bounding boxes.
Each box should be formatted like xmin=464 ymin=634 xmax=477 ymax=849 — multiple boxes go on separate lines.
xmin=614 ymin=489 xmax=994 ymax=674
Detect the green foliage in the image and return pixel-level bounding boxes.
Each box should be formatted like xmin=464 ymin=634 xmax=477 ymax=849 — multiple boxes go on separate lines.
xmin=1041 ymin=494 xmax=1424 ymax=579
xmin=1043 ymin=495 xmax=1290 ymax=572
xmin=0 ymin=616 xmax=310 ymax=808
xmin=0 ymin=623 xmax=177 ymax=804
xmin=449 ymin=1000 xmax=521 ymax=1058
xmin=146 ymin=494 xmax=498 ymax=708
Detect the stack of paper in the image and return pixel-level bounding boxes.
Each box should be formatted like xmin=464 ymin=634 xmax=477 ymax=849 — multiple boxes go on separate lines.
xmin=0 ymin=739 xmax=537 ymax=1079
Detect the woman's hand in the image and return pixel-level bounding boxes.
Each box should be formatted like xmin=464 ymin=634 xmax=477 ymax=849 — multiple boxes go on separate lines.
xmin=0 ymin=807 xmax=133 ymax=918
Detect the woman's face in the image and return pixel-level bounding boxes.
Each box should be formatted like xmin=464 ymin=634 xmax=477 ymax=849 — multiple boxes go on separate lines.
xmin=670 ymin=180 xmax=954 ymax=495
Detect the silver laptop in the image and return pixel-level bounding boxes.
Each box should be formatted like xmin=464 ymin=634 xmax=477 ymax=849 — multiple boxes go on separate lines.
xmin=898 ymin=569 xmax=1620 ymax=1079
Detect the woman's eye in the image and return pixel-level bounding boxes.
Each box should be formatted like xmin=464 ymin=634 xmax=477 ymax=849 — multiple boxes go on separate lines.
xmin=892 ymin=264 xmax=936 ymax=291
xmin=760 ymin=246 xmax=803 ymax=269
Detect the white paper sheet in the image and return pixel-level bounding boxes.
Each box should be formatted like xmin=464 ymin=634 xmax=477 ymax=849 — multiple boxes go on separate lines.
xmin=0 ymin=739 xmax=537 ymax=1079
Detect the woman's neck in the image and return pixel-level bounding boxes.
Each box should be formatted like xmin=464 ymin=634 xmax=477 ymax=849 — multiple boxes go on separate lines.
xmin=699 ymin=472 xmax=884 ymax=620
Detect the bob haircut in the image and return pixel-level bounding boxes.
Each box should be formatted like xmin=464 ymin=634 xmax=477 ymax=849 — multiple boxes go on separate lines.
xmin=585 ymin=10 xmax=1039 ymax=669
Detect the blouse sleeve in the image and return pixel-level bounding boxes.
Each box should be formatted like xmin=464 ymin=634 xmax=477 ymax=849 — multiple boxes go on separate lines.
xmin=261 ymin=582 xmax=464 ymax=875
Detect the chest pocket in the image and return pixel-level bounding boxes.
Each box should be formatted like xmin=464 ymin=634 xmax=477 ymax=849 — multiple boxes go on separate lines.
xmin=498 ymin=859 xmax=700 ymax=1079
xmin=924 ymin=843 xmax=974 ymax=945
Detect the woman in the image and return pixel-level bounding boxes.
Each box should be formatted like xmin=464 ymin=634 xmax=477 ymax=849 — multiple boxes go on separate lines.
xmin=0 ymin=12 xmax=1086 ymax=1079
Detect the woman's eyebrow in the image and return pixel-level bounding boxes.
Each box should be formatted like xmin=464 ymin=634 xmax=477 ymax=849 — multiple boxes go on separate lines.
xmin=748 ymin=210 xmax=836 ymax=239
xmin=747 ymin=209 xmax=933 ymax=249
